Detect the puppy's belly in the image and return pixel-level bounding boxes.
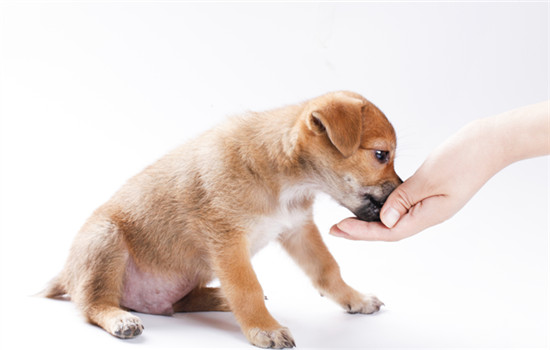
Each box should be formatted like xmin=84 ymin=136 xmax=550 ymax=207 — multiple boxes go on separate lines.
xmin=120 ymin=256 xmax=196 ymax=315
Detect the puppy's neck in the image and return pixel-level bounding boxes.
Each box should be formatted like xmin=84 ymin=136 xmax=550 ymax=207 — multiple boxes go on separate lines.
xmin=230 ymin=104 xmax=306 ymax=178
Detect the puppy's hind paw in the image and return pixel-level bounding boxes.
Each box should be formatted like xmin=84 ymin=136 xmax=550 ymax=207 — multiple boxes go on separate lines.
xmin=247 ymin=326 xmax=295 ymax=349
xmin=110 ymin=314 xmax=144 ymax=339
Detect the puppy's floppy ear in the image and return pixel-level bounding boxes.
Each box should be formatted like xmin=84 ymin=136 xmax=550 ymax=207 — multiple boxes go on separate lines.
xmin=306 ymin=95 xmax=364 ymax=158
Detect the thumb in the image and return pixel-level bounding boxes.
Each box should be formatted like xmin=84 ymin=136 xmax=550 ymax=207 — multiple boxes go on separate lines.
xmin=379 ymin=178 xmax=421 ymax=229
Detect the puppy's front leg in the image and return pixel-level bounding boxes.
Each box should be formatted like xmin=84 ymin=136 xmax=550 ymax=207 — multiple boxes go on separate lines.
xmin=211 ymin=235 xmax=295 ymax=349
xmin=280 ymin=222 xmax=383 ymax=314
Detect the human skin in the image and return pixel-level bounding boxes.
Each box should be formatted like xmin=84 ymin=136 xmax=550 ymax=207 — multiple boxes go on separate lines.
xmin=330 ymin=101 xmax=550 ymax=242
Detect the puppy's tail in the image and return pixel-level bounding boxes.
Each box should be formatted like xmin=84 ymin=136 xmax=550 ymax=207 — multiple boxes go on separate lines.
xmin=38 ymin=275 xmax=69 ymax=300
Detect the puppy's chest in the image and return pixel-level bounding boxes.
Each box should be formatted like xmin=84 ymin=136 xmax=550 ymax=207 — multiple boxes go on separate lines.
xmin=247 ymin=189 xmax=312 ymax=255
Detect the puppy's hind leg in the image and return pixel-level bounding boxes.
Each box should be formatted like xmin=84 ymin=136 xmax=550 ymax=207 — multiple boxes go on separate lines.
xmin=173 ymin=286 xmax=231 ymax=312
xmin=76 ymin=256 xmax=144 ymax=338
xmin=68 ymin=219 xmax=144 ymax=339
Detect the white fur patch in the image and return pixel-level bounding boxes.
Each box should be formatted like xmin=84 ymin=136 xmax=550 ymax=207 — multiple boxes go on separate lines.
xmin=361 ymin=185 xmax=384 ymax=198
xmin=247 ymin=185 xmax=313 ymax=255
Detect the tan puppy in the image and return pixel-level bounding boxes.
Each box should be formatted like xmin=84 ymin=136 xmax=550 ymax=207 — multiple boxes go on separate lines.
xmin=44 ymin=91 xmax=401 ymax=348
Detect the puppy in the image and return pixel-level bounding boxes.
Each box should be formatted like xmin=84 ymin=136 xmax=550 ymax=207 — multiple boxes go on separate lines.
xmin=44 ymin=91 xmax=401 ymax=348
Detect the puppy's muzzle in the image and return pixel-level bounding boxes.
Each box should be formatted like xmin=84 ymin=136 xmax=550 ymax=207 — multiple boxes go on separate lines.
xmin=353 ymin=180 xmax=401 ymax=222
xmin=353 ymin=194 xmax=386 ymax=222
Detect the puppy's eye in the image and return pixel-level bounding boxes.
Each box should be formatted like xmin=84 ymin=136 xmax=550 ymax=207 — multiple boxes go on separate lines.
xmin=374 ymin=150 xmax=389 ymax=163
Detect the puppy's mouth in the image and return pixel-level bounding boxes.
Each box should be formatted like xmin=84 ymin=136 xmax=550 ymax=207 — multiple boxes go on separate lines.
xmin=352 ymin=195 xmax=385 ymax=222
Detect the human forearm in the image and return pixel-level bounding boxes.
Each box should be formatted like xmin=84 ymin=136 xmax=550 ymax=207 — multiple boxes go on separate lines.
xmin=482 ymin=101 xmax=549 ymax=169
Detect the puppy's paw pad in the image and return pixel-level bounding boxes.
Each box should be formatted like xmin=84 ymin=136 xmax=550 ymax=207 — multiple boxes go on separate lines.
xmin=111 ymin=315 xmax=144 ymax=339
xmin=248 ymin=326 xmax=295 ymax=349
xmin=347 ymin=294 xmax=384 ymax=314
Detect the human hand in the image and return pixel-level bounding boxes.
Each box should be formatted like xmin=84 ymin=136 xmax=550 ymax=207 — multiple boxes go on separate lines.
xmin=330 ymin=101 xmax=549 ymax=241
xmin=330 ymin=123 xmax=488 ymax=241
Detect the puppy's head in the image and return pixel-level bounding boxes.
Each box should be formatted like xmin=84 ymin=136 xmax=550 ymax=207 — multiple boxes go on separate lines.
xmin=298 ymin=91 xmax=402 ymax=221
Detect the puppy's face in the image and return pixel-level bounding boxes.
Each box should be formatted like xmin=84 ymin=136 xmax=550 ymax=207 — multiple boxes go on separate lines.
xmin=299 ymin=91 xmax=402 ymax=221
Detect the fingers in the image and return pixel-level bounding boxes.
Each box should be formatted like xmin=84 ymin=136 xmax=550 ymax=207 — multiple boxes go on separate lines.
xmin=330 ymin=218 xmax=411 ymax=242
xmin=330 ymin=216 xmax=411 ymax=242
xmin=379 ymin=179 xmax=419 ymax=229
xmin=331 ymin=195 xmax=453 ymax=242
xmin=386 ymin=197 xmax=440 ymax=238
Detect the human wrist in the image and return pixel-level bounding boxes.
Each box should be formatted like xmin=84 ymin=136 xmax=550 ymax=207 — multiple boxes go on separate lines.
xmin=467 ymin=117 xmax=510 ymax=176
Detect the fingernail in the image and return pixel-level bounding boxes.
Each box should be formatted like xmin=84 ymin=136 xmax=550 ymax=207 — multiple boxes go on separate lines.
xmin=330 ymin=223 xmax=350 ymax=237
xmin=382 ymin=207 xmax=400 ymax=228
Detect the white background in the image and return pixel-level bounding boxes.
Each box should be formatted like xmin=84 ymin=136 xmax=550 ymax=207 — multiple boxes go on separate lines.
xmin=0 ymin=2 xmax=548 ymax=349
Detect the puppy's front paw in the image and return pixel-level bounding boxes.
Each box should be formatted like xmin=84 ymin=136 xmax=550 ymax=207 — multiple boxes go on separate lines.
xmin=346 ymin=294 xmax=384 ymax=314
xmin=247 ymin=326 xmax=295 ymax=349
xmin=109 ymin=314 xmax=144 ymax=339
